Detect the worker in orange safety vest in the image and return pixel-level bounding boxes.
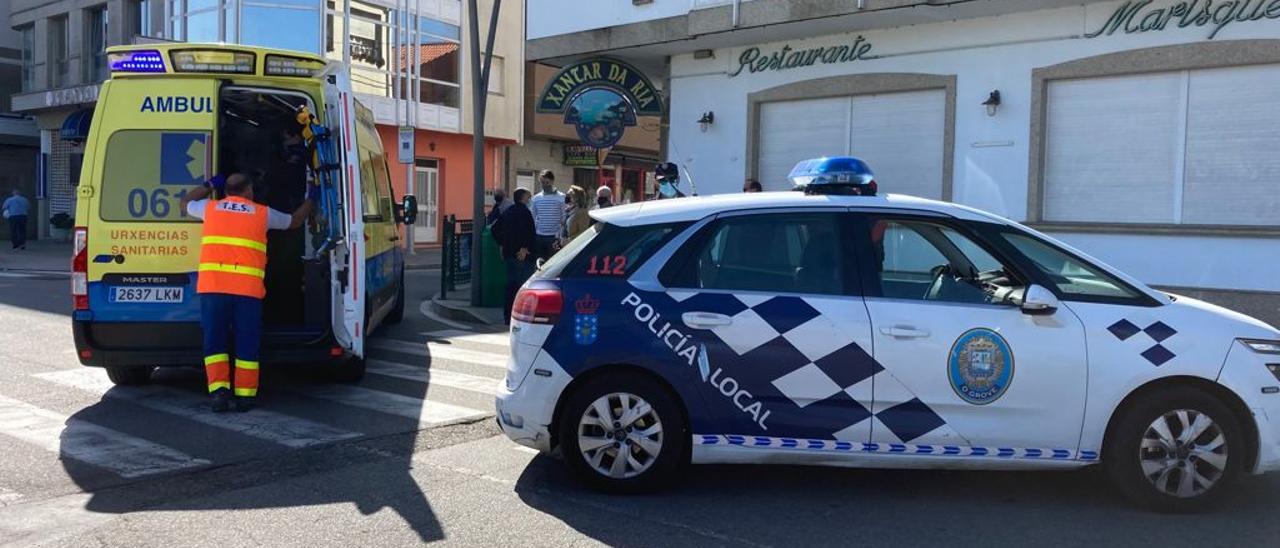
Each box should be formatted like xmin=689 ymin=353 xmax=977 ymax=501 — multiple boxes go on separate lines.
xmin=180 ymin=173 xmax=316 ymax=412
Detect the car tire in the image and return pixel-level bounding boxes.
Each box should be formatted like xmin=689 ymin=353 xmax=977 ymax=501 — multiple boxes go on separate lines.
xmin=385 ymin=272 xmax=406 ymax=325
xmin=105 ymin=366 xmax=153 ymax=386
xmin=558 ymin=371 xmax=687 ymax=493
xmin=330 ymin=356 xmax=366 ymax=384
xmin=1104 ymin=386 xmax=1246 ymax=512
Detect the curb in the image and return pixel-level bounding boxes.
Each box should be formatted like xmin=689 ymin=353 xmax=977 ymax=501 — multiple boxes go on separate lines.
xmin=429 ymin=292 xmax=504 ymax=327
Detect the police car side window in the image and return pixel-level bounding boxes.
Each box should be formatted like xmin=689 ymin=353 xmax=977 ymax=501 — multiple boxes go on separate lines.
xmin=1000 ymin=232 xmax=1145 ymax=302
xmin=870 ymin=218 xmax=1023 ymax=306
xmin=557 ymin=222 xmax=689 ymax=279
xmin=669 ymin=213 xmax=845 ymax=296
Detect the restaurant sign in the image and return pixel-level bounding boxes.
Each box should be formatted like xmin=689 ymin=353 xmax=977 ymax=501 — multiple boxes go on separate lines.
xmin=1087 ymin=0 xmax=1280 ymax=40
xmin=729 ymin=36 xmax=874 ymax=78
xmin=537 ymin=57 xmax=663 ymax=149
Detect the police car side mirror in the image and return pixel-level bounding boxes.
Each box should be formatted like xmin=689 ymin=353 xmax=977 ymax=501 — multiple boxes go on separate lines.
xmin=399 ymin=195 xmax=418 ymax=225
xmin=1020 ymin=284 xmax=1060 ymax=315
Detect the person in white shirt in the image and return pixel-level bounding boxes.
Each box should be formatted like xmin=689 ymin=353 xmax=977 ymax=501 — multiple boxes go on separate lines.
xmin=529 ymin=169 xmax=566 ymax=260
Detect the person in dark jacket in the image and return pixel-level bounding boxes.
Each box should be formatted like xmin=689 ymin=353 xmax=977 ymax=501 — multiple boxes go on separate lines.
xmin=492 ymin=188 xmax=536 ymax=324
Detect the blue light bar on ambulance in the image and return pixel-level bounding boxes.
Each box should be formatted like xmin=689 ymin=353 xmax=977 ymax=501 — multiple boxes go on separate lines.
xmin=170 ymin=49 xmax=255 ymax=74
xmin=109 ymin=50 xmax=166 ymax=73
xmin=264 ymin=54 xmax=326 ymax=77
xmin=788 ymin=156 xmax=878 ymax=196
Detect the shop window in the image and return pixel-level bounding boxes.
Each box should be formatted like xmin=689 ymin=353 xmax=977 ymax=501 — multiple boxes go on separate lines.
xmin=85 ymin=6 xmax=109 ymax=82
xmin=1044 ymin=63 xmax=1280 ymax=227
xmin=49 ymin=16 xmax=69 ymax=88
xmin=242 ymin=2 xmax=322 ymax=53
xmin=19 ymin=26 xmax=34 ymax=92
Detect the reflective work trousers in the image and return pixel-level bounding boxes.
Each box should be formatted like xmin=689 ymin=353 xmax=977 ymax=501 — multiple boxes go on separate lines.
xmin=200 ymin=292 xmax=263 ymax=397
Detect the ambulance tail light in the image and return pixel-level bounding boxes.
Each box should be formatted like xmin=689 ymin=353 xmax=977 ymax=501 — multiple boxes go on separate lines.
xmin=512 ymin=286 xmax=563 ymax=325
xmin=72 ymin=227 xmax=88 ymax=310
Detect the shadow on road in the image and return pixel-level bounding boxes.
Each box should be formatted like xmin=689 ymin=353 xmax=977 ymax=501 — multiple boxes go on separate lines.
xmin=57 ymin=338 xmax=447 ymax=543
xmin=513 ymin=453 xmax=1280 ymax=546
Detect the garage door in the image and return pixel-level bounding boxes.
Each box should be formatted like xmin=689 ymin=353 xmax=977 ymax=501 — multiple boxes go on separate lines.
xmin=1044 ymin=64 xmax=1280 ymax=225
xmin=757 ymin=89 xmax=946 ymax=198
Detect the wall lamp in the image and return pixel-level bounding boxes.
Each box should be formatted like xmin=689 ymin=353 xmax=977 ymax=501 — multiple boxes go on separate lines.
xmin=698 ymin=111 xmax=715 ymax=132
xmin=983 ymin=90 xmax=1001 ymax=117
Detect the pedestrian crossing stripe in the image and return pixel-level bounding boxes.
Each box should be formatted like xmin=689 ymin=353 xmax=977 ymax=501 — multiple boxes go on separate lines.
xmin=425 ymin=330 xmax=511 ymax=348
xmin=35 ymin=368 xmax=363 ymax=449
xmin=367 ymin=339 xmax=509 ymax=371
xmin=0 ymin=393 xmax=210 ymax=478
xmin=365 ymin=359 xmax=502 ymax=396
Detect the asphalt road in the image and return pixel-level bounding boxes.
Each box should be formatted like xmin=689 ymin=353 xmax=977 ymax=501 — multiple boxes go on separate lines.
xmin=0 ymin=268 xmax=1278 ymax=547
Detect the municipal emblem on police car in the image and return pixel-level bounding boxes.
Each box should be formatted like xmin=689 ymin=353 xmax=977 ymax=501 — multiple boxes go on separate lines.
xmin=574 ymin=294 xmax=600 ymax=346
xmin=948 ymin=328 xmax=1014 ymax=405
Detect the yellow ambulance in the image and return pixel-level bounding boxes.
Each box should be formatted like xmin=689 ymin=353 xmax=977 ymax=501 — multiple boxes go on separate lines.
xmin=72 ymin=44 xmax=415 ymax=385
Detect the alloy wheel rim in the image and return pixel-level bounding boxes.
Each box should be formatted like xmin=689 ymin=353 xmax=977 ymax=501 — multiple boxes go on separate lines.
xmin=578 ymin=392 xmax=664 ymax=479
xmin=1138 ymin=409 xmax=1228 ymax=498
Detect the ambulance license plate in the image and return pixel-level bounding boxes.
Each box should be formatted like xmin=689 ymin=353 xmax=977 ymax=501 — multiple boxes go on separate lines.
xmin=110 ymin=287 xmax=184 ymax=303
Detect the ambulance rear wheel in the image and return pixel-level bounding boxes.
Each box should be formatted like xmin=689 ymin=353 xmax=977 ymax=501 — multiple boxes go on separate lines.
xmin=330 ymin=356 xmax=366 ymax=384
xmin=558 ymin=371 xmax=687 ymax=493
xmin=106 ymin=366 xmax=153 ymax=386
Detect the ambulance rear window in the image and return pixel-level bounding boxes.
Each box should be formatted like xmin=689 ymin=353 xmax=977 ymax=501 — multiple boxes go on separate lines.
xmin=99 ymin=130 xmax=210 ymax=222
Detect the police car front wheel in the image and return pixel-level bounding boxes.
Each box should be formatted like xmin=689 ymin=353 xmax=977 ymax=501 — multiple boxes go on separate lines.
xmin=1105 ymin=386 xmax=1246 ymax=512
xmin=559 ymin=371 xmax=687 ymax=492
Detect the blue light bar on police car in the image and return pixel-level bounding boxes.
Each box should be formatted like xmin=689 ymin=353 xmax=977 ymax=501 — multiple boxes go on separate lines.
xmin=788 ymin=156 xmax=877 ymax=196
xmin=108 ymin=50 xmax=167 ymax=73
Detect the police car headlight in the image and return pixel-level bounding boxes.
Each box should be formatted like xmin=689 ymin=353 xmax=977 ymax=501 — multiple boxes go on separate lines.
xmin=1241 ymin=339 xmax=1280 ymax=354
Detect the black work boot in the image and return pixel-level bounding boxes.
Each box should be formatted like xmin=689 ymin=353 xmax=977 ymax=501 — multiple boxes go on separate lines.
xmin=234 ymin=397 xmax=256 ymax=413
xmin=211 ymin=389 xmax=232 ymax=413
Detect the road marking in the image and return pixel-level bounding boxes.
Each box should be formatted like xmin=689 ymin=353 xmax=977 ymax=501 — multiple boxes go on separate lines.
xmin=34 ymin=368 xmax=362 ymax=449
xmin=0 ymin=394 xmax=209 ymax=479
xmin=425 ymin=329 xmax=511 ymax=348
xmin=289 ymin=384 xmax=489 ymax=426
xmin=366 ymin=359 xmax=502 ymax=396
xmin=367 ymin=339 xmax=508 ymax=370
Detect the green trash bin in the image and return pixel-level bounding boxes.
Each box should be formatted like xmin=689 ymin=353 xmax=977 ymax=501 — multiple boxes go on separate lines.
xmin=479 ymin=224 xmax=507 ymax=308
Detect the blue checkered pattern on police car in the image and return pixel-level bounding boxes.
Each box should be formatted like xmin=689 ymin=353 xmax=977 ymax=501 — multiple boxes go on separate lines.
xmin=669 ymin=289 xmax=957 ymax=444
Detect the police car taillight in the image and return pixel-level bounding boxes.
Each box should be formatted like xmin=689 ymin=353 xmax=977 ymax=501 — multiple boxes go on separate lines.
xmin=512 ymin=288 xmax=563 ymax=324
xmin=71 ymin=227 xmax=88 ymax=310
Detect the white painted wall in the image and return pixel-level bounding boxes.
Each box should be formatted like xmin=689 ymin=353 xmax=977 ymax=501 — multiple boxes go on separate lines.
xmin=527 ymin=0 xmax=697 ymax=40
xmin=662 ymin=0 xmax=1280 ymax=292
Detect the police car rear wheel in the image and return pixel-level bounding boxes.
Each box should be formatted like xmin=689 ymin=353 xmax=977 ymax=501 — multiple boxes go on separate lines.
xmin=106 ymin=366 xmax=153 ymax=386
xmin=559 ymin=373 xmax=686 ymax=492
xmin=1105 ymin=387 xmax=1244 ymax=512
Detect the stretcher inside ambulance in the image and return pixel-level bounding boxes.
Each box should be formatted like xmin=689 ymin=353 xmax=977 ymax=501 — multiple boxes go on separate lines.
xmin=72 ymin=45 xmax=414 ymax=385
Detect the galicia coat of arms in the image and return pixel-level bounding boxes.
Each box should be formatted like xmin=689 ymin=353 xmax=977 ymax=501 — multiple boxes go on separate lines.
xmin=574 ymin=294 xmax=600 ymax=346
xmin=948 ymin=328 xmax=1014 ymax=405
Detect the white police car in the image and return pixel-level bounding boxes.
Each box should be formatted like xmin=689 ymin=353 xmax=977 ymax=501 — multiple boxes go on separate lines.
xmin=495 ymin=158 xmax=1280 ymax=512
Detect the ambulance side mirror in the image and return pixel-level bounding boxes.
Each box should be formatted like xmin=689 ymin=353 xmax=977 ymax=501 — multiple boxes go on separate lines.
xmin=399 ymin=195 xmax=418 ymax=225
xmin=1020 ymin=284 xmax=1060 ymax=315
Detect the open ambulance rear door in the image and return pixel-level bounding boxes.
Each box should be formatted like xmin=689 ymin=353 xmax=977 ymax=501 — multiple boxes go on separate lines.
xmin=320 ymin=68 xmax=365 ymax=358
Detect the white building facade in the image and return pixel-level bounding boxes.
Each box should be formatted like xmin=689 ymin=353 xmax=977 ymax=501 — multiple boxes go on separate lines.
xmin=528 ymin=0 xmax=1280 ymax=323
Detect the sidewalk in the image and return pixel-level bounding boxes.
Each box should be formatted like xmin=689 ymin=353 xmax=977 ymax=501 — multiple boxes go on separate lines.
xmin=0 ymin=240 xmax=71 ymax=272
xmin=430 ymin=283 xmax=504 ymax=327
xmin=404 ymin=246 xmax=442 ymax=270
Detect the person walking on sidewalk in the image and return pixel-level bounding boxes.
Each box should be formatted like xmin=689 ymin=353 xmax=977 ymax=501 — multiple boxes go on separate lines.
xmin=563 ymin=185 xmax=591 ymax=243
xmin=181 ymin=173 xmax=316 ymax=412
xmin=3 ymin=189 xmax=31 ymax=252
xmin=530 ymin=170 xmax=565 ymax=260
xmin=492 ymin=188 xmax=536 ymax=324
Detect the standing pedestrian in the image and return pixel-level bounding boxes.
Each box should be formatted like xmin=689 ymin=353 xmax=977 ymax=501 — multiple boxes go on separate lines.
xmin=180 ymin=173 xmax=316 ymax=412
xmin=743 ymin=179 xmax=763 ymax=193
xmin=493 ymin=188 xmax=536 ymax=324
xmin=563 ymin=185 xmax=591 ymax=243
xmin=486 ymin=188 xmax=509 ymax=227
xmin=594 ymin=185 xmax=614 ymax=209
xmin=3 ymin=189 xmax=31 ymax=252
xmin=530 ymin=170 xmax=565 ymax=260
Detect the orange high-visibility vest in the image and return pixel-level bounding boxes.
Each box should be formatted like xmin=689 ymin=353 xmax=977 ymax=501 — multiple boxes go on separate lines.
xmin=196 ymin=197 xmax=270 ymax=299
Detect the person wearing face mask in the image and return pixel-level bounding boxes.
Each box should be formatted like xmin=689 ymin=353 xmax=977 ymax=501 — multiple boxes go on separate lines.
xmin=654 ymin=163 xmax=686 ymax=199
xmin=594 ymin=185 xmax=614 ymax=209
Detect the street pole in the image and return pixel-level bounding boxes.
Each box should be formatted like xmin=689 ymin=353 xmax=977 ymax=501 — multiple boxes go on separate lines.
xmin=467 ymin=0 xmax=502 ymax=306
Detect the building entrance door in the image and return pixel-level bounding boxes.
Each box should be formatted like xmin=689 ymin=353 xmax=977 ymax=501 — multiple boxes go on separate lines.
xmin=414 ymin=160 xmax=439 ymax=244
